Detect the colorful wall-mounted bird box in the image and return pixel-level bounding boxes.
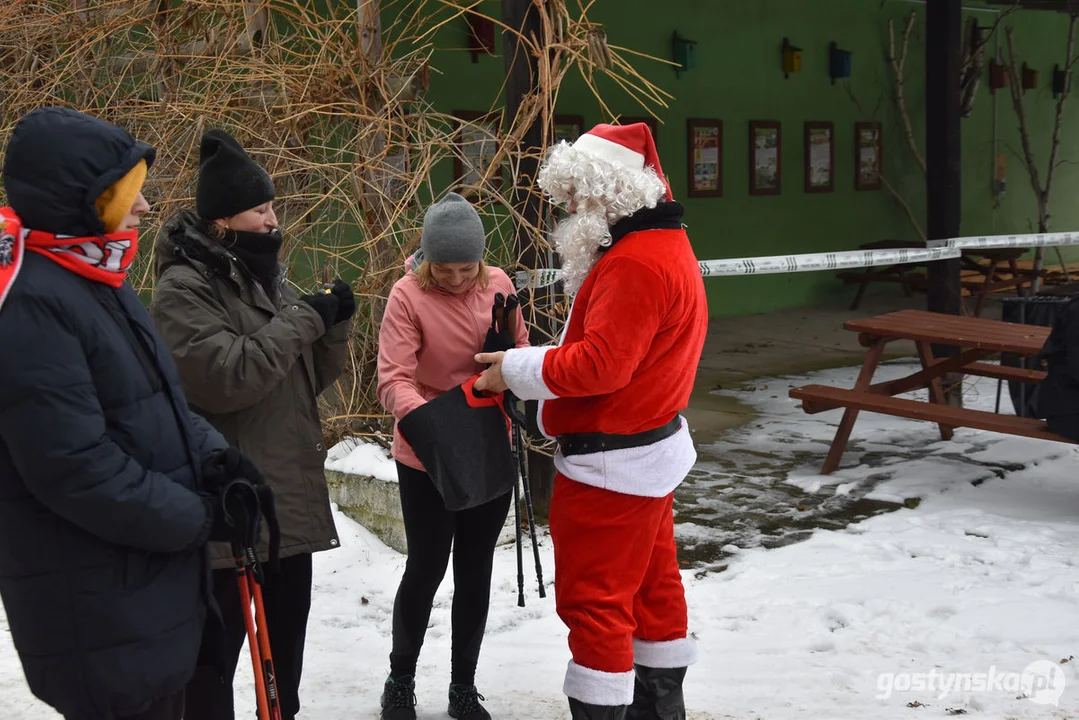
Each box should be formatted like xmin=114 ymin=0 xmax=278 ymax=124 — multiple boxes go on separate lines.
xmin=671 ymin=31 xmax=697 ymax=77
xmin=782 ymin=38 xmax=803 ymax=79
xmin=989 ymin=60 xmax=1010 ymax=93
xmin=1053 ymin=64 xmax=1068 ymax=98
xmin=467 ymin=14 xmax=495 ymax=63
xmin=829 ymin=42 xmax=851 ymax=85
xmin=1022 ymin=62 xmax=1039 ymax=91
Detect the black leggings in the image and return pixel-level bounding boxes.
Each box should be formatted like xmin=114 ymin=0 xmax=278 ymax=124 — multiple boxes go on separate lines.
xmin=389 ymin=461 xmax=512 ymax=686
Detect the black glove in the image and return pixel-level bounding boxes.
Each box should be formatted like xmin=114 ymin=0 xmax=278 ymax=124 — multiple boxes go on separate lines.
xmin=201 ymin=447 xmax=265 ymax=494
xmin=200 ymin=479 xmax=281 ymax=569
xmin=300 ymin=291 xmax=340 ymax=330
xmin=201 ymin=492 xmax=242 ymax=546
xmin=329 ymin=279 xmax=356 ymax=325
xmin=482 ymin=293 xmax=520 ymax=354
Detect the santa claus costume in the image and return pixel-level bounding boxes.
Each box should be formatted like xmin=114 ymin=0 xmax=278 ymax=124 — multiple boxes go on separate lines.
xmin=496 ymin=123 xmax=708 ymax=720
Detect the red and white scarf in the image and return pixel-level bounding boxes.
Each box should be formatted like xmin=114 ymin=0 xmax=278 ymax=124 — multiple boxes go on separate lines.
xmin=0 ymin=207 xmax=139 ymax=312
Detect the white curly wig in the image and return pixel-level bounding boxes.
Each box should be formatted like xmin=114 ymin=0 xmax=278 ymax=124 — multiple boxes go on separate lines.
xmin=536 ymin=141 xmax=669 ymax=295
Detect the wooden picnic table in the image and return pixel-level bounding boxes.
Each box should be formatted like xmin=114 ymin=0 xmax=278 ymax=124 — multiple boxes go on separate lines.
xmin=958 ymin=248 xmax=1040 ymax=318
xmin=836 ymin=240 xmax=927 ymax=311
xmin=837 ymin=242 xmax=1044 ymax=316
xmin=788 ymin=309 xmax=1074 ymax=475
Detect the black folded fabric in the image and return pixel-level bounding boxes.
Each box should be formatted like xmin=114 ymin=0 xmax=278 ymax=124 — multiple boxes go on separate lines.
xmin=398 ymin=375 xmax=516 ymax=511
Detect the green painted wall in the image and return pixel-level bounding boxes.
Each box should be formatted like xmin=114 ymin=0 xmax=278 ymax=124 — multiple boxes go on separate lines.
xmin=412 ymin=0 xmax=1079 ymax=318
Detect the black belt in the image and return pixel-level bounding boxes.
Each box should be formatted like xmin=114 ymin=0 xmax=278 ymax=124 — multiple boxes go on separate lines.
xmin=556 ymin=417 xmax=681 ymax=457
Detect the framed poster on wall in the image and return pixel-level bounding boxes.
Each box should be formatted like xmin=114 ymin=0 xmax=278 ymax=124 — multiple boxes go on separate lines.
xmin=452 ymin=110 xmax=503 ymax=202
xmin=855 ymin=121 xmax=882 ymax=191
xmin=749 ymin=120 xmax=781 ymax=196
xmin=686 ymin=118 xmax=722 ymax=197
xmin=553 ymin=114 xmax=585 ymax=144
xmin=804 ymin=121 xmax=834 ymax=193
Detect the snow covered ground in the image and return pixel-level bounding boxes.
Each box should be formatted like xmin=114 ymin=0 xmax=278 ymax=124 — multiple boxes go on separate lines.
xmin=2 ymin=361 xmax=1078 ymax=719
xmin=326 ymin=437 xmax=399 ymax=482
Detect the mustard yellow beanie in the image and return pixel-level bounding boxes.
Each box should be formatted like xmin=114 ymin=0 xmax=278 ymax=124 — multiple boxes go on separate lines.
xmin=95 ymin=159 xmax=147 ymax=233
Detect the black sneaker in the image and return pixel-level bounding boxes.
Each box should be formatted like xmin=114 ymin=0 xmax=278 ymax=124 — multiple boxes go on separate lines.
xmin=380 ymin=675 xmax=417 ymax=720
xmin=448 ymin=684 xmax=491 ymax=720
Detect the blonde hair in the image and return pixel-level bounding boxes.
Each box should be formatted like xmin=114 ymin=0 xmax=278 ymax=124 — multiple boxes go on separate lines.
xmin=415 ymin=259 xmax=490 ymax=292
xmin=205 ymin=221 xmax=227 ymax=242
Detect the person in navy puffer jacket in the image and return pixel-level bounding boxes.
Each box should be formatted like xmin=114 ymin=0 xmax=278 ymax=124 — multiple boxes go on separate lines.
xmin=0 ymin=106 xmax=262 ymax=720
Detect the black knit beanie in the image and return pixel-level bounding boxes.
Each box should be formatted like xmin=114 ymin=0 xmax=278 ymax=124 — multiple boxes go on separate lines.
xmin=196 ymin=129 xmax=275 ymax=221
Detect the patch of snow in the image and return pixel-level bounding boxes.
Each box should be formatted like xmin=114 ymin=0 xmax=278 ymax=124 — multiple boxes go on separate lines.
xmin=2 ymin=361 xmax=1077 ymax=718
xmin=325 ymin=437 xmax=399 ymax=483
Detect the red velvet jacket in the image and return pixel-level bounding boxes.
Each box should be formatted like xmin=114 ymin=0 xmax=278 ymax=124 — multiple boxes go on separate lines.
xmin=502 ymin=202 xmax=708 ymax=496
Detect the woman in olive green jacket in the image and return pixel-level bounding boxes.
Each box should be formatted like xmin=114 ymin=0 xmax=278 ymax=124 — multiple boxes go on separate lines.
xmin=150 ymin=129 xmax=353 ymax=720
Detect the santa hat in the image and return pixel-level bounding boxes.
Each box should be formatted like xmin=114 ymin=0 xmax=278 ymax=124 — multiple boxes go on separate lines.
xmin=570 ymin=122 xmax=673 ymax=201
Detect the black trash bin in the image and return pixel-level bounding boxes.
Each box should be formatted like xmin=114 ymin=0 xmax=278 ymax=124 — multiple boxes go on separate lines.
xmin=999 ymin=295 xmax=1074 ymax=416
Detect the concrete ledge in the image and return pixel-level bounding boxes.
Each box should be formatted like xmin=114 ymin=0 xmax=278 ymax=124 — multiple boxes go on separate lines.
xmin=326 ymin=469 xmax=408 ymax=553
xmin=325 ymin=469 xmax=518 ymax=554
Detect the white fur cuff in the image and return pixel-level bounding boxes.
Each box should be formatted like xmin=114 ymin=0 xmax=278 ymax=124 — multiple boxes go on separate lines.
xmin=633 ymin=637 xmax=698 ymax=669
xmin=501 ymin=346 xmax=558 ymax=401
xmin=563 ymin=660 xmax=635 ymax=706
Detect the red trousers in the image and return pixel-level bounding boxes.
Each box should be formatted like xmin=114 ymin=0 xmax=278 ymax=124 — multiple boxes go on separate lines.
xmin=549 ymin=473 xmax=697 ymax=706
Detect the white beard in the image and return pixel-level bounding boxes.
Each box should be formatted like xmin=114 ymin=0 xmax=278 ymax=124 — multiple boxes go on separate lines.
xmin=551 ymin=209 xmax=611 ymax=296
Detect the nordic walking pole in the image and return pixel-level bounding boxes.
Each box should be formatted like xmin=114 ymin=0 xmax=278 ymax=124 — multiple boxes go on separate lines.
xmin=514 ymin=420 xmax=545 ymax=597
xmin=234 ymin=545 xmax=271 ymax=720
xmin=513 ymin=467 xmax=525 ymax=607
xmin=494 ymin=295 xmax=525 ymax=608
xmin=246 ymin=546 xmax=284 ymax=720
xmin=503 ymin=294 xmax=545 ymax=599
xmin=501 ymin=295 xmax=525 ymax=606
xmin=226 ymin=481 xmax=284 ymax=720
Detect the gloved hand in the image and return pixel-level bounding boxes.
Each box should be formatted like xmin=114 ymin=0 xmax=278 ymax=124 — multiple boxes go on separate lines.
xmin=201 ymin=447 xmax=265 ymax=494
xmin=201 ymin=490 xmax=244 ymax=546
xmin=200 ymin=479 xmax=281 ymax=568
xmin=482 ymin=293 xmax=520 ymax=354
xmin=300 ymin=291 xmax=340 ymax=331
xmin=329 ymin=278 xmax=356 ymax=325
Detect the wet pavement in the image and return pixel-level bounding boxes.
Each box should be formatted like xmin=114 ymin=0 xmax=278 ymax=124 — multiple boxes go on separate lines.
xmin=672 ymin=435 xmax=907 ymax=576
xmin=672 ymin=391 xmax=1030 ymax=576
xmin=668 ymin=291 xmax=1017 ymax=575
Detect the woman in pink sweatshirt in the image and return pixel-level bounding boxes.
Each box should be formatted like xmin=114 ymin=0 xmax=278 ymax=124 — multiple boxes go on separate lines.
xmin=375 ymin=192 xmax=528 ymax=720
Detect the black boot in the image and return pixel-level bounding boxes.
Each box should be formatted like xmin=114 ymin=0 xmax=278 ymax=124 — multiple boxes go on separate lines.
xmin=380 ymin=675 xmax=417 ymax=720
xmin=568 ymin=697 xmax=628 ymax=720
xmin=626 ymin=666 xmax=687 ymax=720
xmin=448 ymin=683 xmax=491 ymax=720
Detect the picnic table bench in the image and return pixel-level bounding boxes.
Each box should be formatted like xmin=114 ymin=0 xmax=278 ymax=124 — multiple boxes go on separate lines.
xmin=836 ymin=240 xmax=926 ymax=310
xmin=837 ymin=242 xmax=1044 ymax=316
xmin=788 ymin=309 xmax=1076 ymax=475
xmin=958 ymin=248 xmax=1041 ymax=317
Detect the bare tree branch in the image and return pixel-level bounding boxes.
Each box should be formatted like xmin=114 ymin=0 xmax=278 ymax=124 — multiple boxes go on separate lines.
xmin=959 ymin=4 xmax=1019 ymax=115
xmin=1043 ymin=13 xmax=1077 ymax=206
xmin=887 ymin=10 xmax=926 ymax=176
xmin=880 ymin=173 xmax=927 ymax=243
xmin=1004 ymin=26 xmax=1044 ymax=215
xmin=1002 ymin=139 xmax=1028 ymax=165
xmin=972 ymin=1 xmax=1021 ymax=63
xmin=1003 ymin=15 xmax=1078 ymax=291
xmin=843 ymin=9 xmax=929 ymax=242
